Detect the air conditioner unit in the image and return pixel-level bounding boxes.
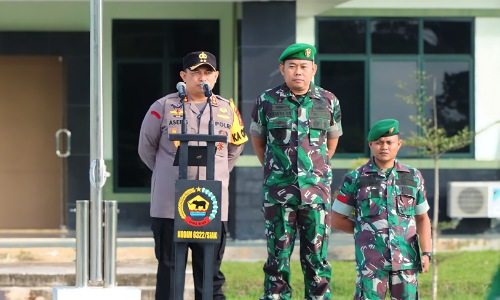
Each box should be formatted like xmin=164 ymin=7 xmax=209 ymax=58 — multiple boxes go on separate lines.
xmin=447 ymin=181 xmax=500 ymax=218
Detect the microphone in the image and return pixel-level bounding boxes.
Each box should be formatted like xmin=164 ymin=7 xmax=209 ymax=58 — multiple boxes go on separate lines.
xmin=201 ymin=81 xmax=214 ymax=135
xmin=176 ymin=82 xmax=187 ymax=98
xmin=201 ymin=81 xmax=212 ymax=97
xmin=176 ymin=82 xmax=188 ymax=134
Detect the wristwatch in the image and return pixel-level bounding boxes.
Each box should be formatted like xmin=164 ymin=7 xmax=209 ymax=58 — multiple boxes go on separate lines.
xmin=422 ymin=252 xmax=432 ymax=259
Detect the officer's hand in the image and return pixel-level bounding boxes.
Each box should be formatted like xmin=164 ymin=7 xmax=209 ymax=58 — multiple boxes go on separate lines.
xmin=420 ymin=255 xmax=430 ymax=273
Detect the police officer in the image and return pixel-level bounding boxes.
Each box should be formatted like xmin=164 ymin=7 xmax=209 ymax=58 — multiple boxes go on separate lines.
xmin=250 ymin=43 xmax=343 ymax=300
xmin=138 ymin=50 xmax=248 ymax=300
xmin=331 ymin=119 xmax=432 ymax=300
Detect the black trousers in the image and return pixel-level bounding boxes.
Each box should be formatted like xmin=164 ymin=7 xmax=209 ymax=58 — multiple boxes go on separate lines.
xmin=151 ymin=217 xmax=227 ymax=300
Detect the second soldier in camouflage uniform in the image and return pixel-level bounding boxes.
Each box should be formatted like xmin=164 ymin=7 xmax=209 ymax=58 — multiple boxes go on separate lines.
xmin=250 ymin=43 xmax=343 ymax=300
xmin=331 ymin=119 xmax=432 ymax=300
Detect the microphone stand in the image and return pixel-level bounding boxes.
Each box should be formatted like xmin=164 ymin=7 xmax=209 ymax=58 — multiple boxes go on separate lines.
xmin=170 ymin=84 xmax=224 ymax=300
xmin=204 ymin=89 xmax=214 ymax=136
xmin=176 ymin=82 xmax=188 ymax=135
xmin=181 ymin=95 xmax=187 ymax=134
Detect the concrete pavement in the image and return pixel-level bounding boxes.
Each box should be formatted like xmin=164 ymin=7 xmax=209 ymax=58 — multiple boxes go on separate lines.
xmin=1 ymin=231 xmax=500 ymax=264
xmin=0 ymin=232 xmax=499 ymax=300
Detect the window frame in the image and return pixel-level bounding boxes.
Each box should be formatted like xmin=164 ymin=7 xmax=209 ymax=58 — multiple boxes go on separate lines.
xmin=315 ymin=16 xmax=475 ymax=158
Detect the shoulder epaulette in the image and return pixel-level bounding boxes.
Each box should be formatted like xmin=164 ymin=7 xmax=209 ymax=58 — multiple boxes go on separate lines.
xmin=165 ymin=93 xmax=179 ymax=100
xmin=215 ymin=95 xmax=230 ymax=103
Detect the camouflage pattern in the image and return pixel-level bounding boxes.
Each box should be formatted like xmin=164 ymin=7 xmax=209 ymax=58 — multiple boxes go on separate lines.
xmin=250 ymin=83 xmax=342 ymax=206
xmin=261 ymin=203 xmax=332 ymax=300
xmin=487 ymin=264 xmax=500 ymax=300
xmin=355 ymin=269 xmax=418 ymax=300
xmin=251 ymin=83 xmax=342 ymax=300
xmin=332 ymin=157 xmax=429 ymax=299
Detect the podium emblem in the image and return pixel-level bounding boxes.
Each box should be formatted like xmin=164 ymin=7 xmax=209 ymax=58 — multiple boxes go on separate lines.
xmin=178 ymin=186 xmax=219 ymax=227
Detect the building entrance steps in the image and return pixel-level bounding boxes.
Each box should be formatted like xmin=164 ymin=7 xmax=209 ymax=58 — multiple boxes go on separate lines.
xmin=0 ymin=261 xmax=194 ymax=300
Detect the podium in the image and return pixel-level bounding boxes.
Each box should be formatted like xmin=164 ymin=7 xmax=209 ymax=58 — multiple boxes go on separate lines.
xmin=169 ymin=132 xmax=226 ymax=300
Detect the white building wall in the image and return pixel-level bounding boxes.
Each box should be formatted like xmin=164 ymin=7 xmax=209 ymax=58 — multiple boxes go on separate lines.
xmin=296 ymin=17 xmax=315 ymax=47
xmin=475 ymin=18 xmax=500 ymax=160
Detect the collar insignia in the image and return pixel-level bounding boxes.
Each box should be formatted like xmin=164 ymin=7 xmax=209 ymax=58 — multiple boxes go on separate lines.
xmin=211 ymin=95 xmax=218 ymax=107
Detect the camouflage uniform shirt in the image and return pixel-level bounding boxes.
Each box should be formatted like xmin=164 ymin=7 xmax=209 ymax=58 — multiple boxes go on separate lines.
xmin=250 ymin=83 xmax=342 ymax=205
xmin=332 ymin=157 xmax=430 ymax=271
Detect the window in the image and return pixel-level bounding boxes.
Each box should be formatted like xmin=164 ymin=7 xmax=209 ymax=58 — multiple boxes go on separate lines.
xmin=317 ymin=20 xmax=366 ymax=54
xmin=113 ymin=20 xmax=220 ymax=191
xmin=424 ymin=21 xmax=471 ymax=54
xmin=371 ymin=20 xmax=418 ymax=54
xmin=316 ymin=17 xmax=473 ymax=157
xmin=319 ymin=61 xmax=366 ymax=154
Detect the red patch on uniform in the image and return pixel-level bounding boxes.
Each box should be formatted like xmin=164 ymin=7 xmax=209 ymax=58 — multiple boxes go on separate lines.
xmin=151 ymin=111 xmax=161 ymax=119
xmin=337 ymin=194 xmax=348 ymax=204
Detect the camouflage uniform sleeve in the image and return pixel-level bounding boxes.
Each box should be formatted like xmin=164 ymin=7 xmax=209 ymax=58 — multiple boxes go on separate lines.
xmin=249 ymin=94 xmax=267 ymax=138
xmin=326 ymin=94 xmax=343 ymax=140
xmin=332 ymin=171 xmax=357 ymax=216
xmin=138 ymin=100 xmax=163 ymax=171
xmin=414 ymin=168 xmax=430 ymax=215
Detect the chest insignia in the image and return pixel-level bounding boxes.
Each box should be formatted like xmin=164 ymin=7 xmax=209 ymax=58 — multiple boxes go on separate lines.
xmin=217 ymin=107 xmax=230 ymax=119
xmin=170 ymin=128 xmax=180 ymax=148
xmin=170 ymin=103 xmax=184 ymax=118
xmin=216 ymin=130 xmax=227 ymax=151
xmin=270 ymin=104 xmax=292 ymax=118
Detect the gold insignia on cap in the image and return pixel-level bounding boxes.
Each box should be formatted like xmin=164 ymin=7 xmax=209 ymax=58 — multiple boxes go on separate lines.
xmin=305 ymin=48 xmax=312 ymax=57
xmin=388 ymin=127 xmax=394 ymax=133
xmin=199 ymin=52 xmax=208 ymax=63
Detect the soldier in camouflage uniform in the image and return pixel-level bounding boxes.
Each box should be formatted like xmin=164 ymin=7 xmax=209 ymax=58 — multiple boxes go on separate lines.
xmin=487 ymin=264 xmax=500 ymax=300
xmin=331 ymin=119 xmax=432 ymax=300
xmin=250 ymin=43 xmax=343 ymax=300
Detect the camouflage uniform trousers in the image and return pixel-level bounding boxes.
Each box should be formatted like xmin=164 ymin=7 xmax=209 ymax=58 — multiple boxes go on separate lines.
xmin=261 ymin=202 xmax=332 ymax=300
xmin=355 ymin=268 xmax=419 ymax=300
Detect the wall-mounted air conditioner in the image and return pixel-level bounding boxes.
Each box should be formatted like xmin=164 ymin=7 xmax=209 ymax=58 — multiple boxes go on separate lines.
xmin=447 ymin=181 xmax=500 ymax=218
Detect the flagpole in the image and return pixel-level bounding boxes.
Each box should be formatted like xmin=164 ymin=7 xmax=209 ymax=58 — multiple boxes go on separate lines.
xmin=89 ymin=0 xmax=107 ymax=283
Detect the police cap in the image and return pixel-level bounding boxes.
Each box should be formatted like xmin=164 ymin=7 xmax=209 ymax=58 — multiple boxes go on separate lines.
xmin=182 ymin=51 xmax=217 ymax=71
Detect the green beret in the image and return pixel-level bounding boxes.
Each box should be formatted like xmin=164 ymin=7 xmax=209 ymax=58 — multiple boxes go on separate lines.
xmin=367 ymin=119 xmax=400 ymax=141
xmin=279 ymin=43 xmax=316 ymax=62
